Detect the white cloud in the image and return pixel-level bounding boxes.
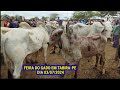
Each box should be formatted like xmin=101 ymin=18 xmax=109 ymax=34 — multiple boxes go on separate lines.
xmin=1 ymin=11 xmax=74 ymax=19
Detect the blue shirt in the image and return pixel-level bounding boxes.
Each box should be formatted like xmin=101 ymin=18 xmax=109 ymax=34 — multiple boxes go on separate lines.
xmin=9 ymin=21 xmax=18 ymax=28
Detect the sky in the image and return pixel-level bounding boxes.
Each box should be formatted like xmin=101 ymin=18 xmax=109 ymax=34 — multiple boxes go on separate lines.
xmin=1 ymin=11 xmax=74 ymax=19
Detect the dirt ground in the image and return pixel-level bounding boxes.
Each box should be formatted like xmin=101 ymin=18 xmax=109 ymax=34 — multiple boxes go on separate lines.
xmin=1 ymin=42 xmax=120 ymax=79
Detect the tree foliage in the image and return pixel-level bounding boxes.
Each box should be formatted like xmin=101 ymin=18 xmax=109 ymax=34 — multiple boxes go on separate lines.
xmin=71 ymin=11 xmax=101 ymax=20
xmin=98 ymin=11 xmax=118 ymax=16
xmin=49 ymin=13 xmax=59 ymax=20
xmin=41 ymin=16 xmax=49 ymax=21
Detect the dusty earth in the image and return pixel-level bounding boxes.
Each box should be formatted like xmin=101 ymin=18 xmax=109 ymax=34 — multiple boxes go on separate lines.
xmin=1 ymin=42 xmax=120 ymax=79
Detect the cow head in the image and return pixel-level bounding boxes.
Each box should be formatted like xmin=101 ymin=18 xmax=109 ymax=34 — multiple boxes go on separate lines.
xmin=45 ymin=24 xmax=57 ymax=37
xmin=93 ymin=21 xmax=112 ymax=41
xmin=65 ymin=21 xmax=78 ymax=44
xmin=49 ymin=29 xmax=63 ymax=45
xmin=19 ymin=22 xmax=31 ymax=29
xmin=100 ymin=21 xmax=113 ymax=41
xmin=36 ymin=21 xmax=45 ymax=28
xmin=66 ymin=21 xmax=74 ymax=38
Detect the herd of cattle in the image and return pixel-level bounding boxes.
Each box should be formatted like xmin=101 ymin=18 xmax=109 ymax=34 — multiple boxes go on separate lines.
xmin=1 ymin=20 xmax=120 ymax=79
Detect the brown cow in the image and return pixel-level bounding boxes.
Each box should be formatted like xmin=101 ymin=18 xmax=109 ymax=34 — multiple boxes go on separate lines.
xmin=50 ymin=23 xmax=107 ymax=78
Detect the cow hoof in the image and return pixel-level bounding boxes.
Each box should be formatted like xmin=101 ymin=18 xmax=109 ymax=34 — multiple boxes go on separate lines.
xmin=50 ymin=51 xmax=55 ymax=54
xmin=73 ymin=75 xmax=77 ymax=79
xmin=8 ymin=70 xmax=13 ymax=79
xmin=73 ymin=77 xmax=77 ymax=79
xmin=99 ymin=71 xmax=106 ymax=76
xmin=93 ymin=66 xmax=97 ymax=70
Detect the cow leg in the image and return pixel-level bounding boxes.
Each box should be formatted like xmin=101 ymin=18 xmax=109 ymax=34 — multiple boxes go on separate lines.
xmin=4 ymin=57 xmax=14 ymax=79
xmin=100 ymin=55 xmax=102 ymax=65
xmin=73 ymin=60 xmax=80 ymax=79
xmin=117 ymin=58 xmax=120 ymax=68
xmin=8 ymin=60 xmax=14 ymax=79
xmin=13 ymin=48 xmax=26 ymax=79
xmin=101 ymin=53 xmax=106 ymax=75
xmin=0 ymin=53 xmax=4 ymax=65
xmin=115 ymin=49 xmax=119 ymax=61
xmin=58 ymin=40 xmax=62 ymax=54
xmin=60 ymin=61 xmax=69 ymax=78
xmin=33 ymin=51 xmax=39 ymax=64
xmin=50 ymin=46 xmax=56 ymax=54
xmin=13 ymin=59 xmax=24 ymax=79
xmin=93 ymin=54 xmax=99 ymax=70
xmin=8 ymin=69 xmax=13 ymax=79
xmin=43 ymin=44 xmax=48 ymax=65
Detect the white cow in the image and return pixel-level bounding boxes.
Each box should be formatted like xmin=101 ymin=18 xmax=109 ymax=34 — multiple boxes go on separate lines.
xmin=69 ymin=21 xmax=113 ymax=41
xmin=1 ymin=22 xmax=56 ymax=64
xmin=1 ymin=21 xmax=49 ymax=79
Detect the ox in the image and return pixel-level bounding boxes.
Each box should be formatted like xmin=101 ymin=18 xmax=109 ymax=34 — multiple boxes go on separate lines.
xmin=50 ymin=22 xmax=107 ymax=78
xmin=1 ymin=21 xmax=49 ymax=79
xmin=1 ymin=22 xmax=56 ymax=64
xmin=50 ymin=21 xmax=112 ymax=55
xmin=70 ymin=21 xmax=113 ymax=41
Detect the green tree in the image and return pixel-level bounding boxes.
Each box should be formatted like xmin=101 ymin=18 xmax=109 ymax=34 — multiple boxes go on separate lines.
xmin=99 ymin=11 xmax=117 ymax=16
xmin=71 ymin=11 xmax=101 ymax=20
xmin=49 ymin=13 xmax=59 ymax=20
xmin=1 ymin=14 xmax=11 ymax=21
xmin=41 ymin=16 xmax=49 ymax=21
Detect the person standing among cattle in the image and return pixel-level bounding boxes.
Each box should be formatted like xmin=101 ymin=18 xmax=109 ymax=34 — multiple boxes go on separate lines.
xmin=80 ymin=19 xmax=86 ymax=24
xmin=113 ymin=20 xmax=120 ymax=48
xmin=9 ymin=17 xmax=18 ymax=28
xmin=114 ymin=18 xmax=120 ymax=69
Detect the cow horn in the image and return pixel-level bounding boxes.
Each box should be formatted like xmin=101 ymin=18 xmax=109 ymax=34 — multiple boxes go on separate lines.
xmin=99 ymin=21 xmax=106 ymax=32
xmin=66 ymin=20 xmax=70 ymax=34
xmin=99 ymin=21 xmax=104 ymax=26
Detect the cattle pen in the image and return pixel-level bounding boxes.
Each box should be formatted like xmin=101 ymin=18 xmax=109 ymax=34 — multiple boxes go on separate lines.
xmin=1 ymin=41 xmax=120 ymax=79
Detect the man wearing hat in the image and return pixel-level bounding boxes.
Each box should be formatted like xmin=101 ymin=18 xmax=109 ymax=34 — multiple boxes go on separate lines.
xmin=56 ymin=19 xmax=65 ymax=30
